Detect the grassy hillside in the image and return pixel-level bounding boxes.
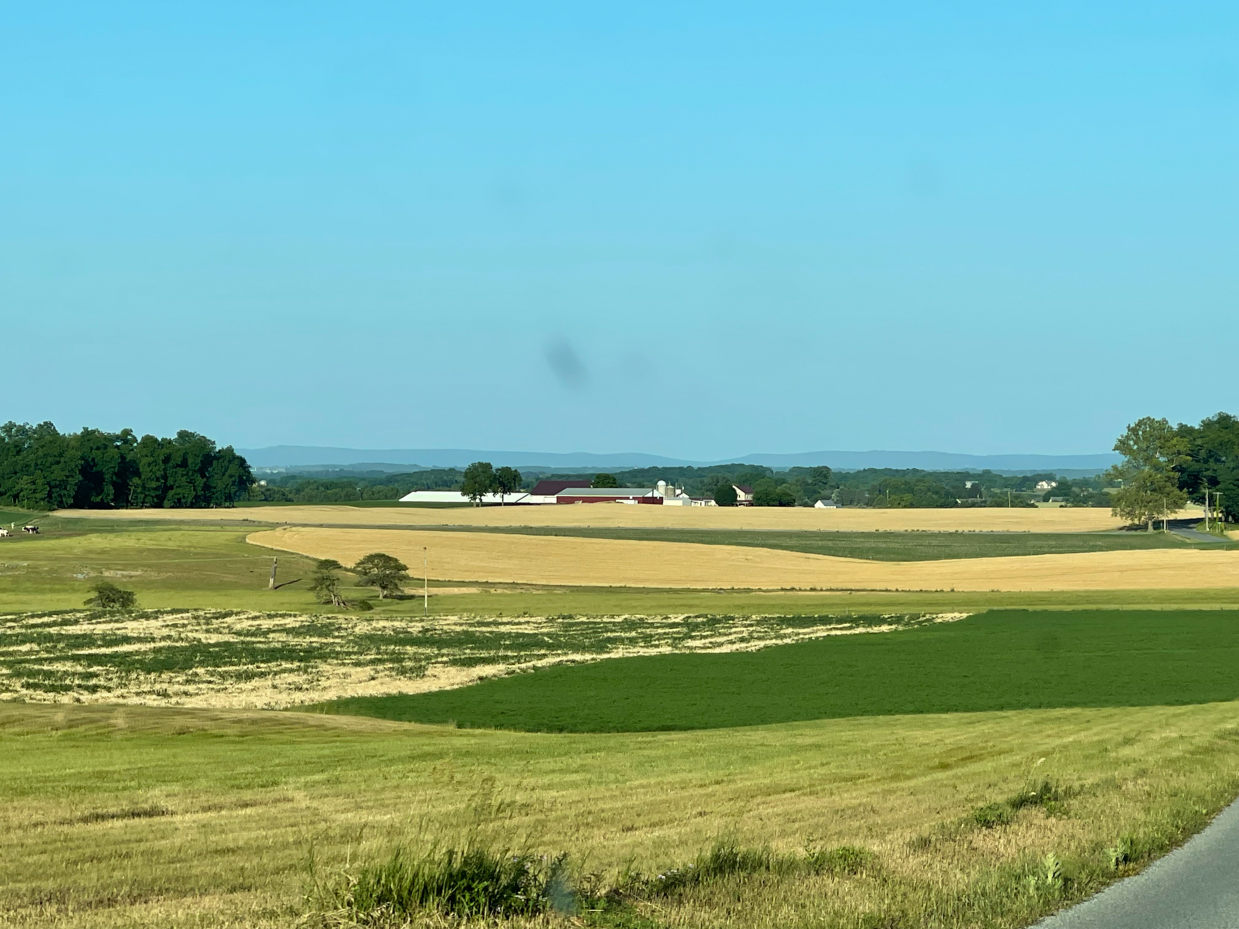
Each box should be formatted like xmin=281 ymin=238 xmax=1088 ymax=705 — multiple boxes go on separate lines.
xmin=4 ymin=701 xmax=1239 ymax=928
xmin=5 ymin=511 xmax=1234 ymax=614
xmin=318 ymin=609 xmax=1239 ymax=731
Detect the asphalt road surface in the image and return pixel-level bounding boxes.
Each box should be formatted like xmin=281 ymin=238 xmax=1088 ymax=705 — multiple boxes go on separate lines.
xmin=1035 ymin=799 xmax=1239 ymax=929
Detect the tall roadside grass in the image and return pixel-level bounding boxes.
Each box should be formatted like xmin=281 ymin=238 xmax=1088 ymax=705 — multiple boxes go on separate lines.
xmin=303 ymin=777 xmax=1238 ymax=929
xmin=304 ymin=837 xmax=877 ymax=927
xmin=307 ymin=843 xmax=573 ymax=924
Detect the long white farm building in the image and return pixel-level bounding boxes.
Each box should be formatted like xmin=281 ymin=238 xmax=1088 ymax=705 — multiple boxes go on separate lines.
xmin=399 ymin=479 xmax=710 ymax=506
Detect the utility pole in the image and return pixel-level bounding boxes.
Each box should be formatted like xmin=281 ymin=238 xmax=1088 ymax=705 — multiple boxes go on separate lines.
xmin=423 ymin=547 xmax=428 ymax=613
xmin=1008 ymin=488 xmax=1012 ymax=508
xmin=268 ymin=557 xmax=278 ymax=590
xmin=1204 ymin=487 xmax=1210 ymax=532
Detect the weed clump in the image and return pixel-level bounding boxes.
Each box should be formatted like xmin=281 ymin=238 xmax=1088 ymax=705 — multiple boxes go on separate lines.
xmin=310 ymin=844 xmax=569 ymax=922
xmin=648 ymin=840 xmax=775 ymax=895
xmin=972 ymin=803 xmax=1014 ymax=829
xmin=805 ymin=842 xmax=877 ymax=876
xmin=1106 ymin=835 xmax=1135 ymax=871
xmin=973 ymin=780 xmax=1070 ymax=829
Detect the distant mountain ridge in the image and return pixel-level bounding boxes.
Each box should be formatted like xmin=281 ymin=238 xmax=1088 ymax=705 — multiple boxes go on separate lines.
xmin=240 ymin=445 xmax=1119 ymax=475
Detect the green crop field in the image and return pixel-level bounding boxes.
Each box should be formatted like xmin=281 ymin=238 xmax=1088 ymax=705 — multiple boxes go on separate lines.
xmin=318 ymin=609 xmax=1239 ymax=731
xmin=0 ymin=608 xmax=935 ymax=706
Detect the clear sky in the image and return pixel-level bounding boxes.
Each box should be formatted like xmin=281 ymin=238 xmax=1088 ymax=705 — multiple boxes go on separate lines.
xmin=2 ymin=3 xmax=1236 ymax=459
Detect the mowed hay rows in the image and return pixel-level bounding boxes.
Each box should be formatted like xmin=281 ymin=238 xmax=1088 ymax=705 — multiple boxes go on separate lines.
xmin=57 ymin=503 xmax=1154 ymax=532
xmin=248 ymin=526 xmax=1239 ymax=592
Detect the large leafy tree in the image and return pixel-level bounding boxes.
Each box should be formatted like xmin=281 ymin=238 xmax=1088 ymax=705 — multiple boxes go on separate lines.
xmin=753 ymin=478 xmax=796 ymax=507
xmin=461 ymin=461 xmax=495 ymax=505
xmin=1175 ymin=412 xmax=1239 ymax=524
xmin=309 ymin=558 xmax=348 ymax=607
xmin=353 ymin=552 xmax=410 ymax=599
xmin=1108 ymin=417 xmax=1188 ymax=530
xmin=713 ymin=483 xmax=738 ymax=506
xmin=493 ymin=466 xmax=523 ymax=504
xmin=591 ymin=472 xmax=618 ymax=488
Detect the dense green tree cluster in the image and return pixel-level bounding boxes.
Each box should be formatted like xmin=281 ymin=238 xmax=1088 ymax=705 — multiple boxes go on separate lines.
xmin=459 ymin=461 xmax=523 ymax=504
xmin=1108 ymin=412 xmax=1239 ymax=528
xmin=0 ymin=422 xmax=252 ymax=510
xmin=1176 ymin=412 xmax=1239 ymax=523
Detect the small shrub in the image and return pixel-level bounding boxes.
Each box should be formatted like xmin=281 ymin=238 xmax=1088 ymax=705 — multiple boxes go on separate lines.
xmin=354 ymin=599 xmax=373 ymax=612
xmin=1106 ymin=836 xmax=1135 ymax=871
xmin=805 ymin=843 xmax=876 ymax=876
xmin=83 ymin=581 xmax=136 ymax=610
xmin=972 ymin=803 xmax=1013 ymax=829
xmin=1009 ymin=779 xmax=1067 ymax=815
xmin=974 ymin=780 xmax=1071 ymax=830
xmin=314 ymin=845 xmax=569 ymax=921
xmin=648 ymin=840 xmax=775 ymax=895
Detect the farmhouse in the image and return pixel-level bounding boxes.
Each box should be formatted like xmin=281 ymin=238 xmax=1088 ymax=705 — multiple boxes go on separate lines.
xmin=734 ymin=485 xmax=754 ymax=505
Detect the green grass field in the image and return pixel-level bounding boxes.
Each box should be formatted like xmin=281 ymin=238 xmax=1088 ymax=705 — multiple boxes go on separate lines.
xmin=5 ymin=700 xmax=1239 ymax=929
xmin=317 ymin=609 xmax=1239 ymax=731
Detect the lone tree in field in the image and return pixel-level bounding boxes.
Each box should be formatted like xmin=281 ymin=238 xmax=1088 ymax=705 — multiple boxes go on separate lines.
xmin=713 ymin=483 xmax=738 ymax=506
xmin=461 ymin=461 xmax=495 ymax=505
xmin=84 ymin=580 xmax=136 ymax=609
xmin=1108 ymin=416 xmax=1188 ymax=531
xmin=591 ymin=472 xmax=618 ymax=488
xmin=353 ymin=552 xmax=410 ymax=599
xmin=309 ymin=558 xmax=348 ymax=607
xmin=493 ymin=466 xmax=522 ymax=504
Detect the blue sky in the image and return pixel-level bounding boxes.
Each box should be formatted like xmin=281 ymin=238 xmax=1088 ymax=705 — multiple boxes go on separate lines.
xmin=2 ymin=3 xmax=1236 ymax=458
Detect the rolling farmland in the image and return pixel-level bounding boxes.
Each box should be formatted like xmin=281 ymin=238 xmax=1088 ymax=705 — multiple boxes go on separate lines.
xmin=317 ymin=609 xmax=1239 ymax=731
xmin=248 ymin=525 xmax=1239 ymax=591
xmin=54 ymin=501 xmax=1156 ymax=532
xmin=3 ymin=504 xmax=1239 ymax=929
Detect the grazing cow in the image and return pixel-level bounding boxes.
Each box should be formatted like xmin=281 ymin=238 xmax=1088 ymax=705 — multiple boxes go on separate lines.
xmin=22 ymin=525 xmax=39 ymax=534
xmin=0 ymin=528 xmax=9 ymax=538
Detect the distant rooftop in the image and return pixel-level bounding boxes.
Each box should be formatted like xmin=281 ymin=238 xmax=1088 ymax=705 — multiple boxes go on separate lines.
xmin=529 ymin=479 xmax=592 ymax=496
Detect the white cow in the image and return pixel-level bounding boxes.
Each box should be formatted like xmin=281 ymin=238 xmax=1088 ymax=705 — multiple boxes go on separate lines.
xmin=0 ymin=529 xmax=8 ymax=538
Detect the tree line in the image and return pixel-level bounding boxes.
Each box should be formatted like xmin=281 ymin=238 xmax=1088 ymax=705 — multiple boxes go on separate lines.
xmin=1109 ymin=412 xmax=1238 ymax=529
xmin=0 ymin=422 xmax=252 ymax=510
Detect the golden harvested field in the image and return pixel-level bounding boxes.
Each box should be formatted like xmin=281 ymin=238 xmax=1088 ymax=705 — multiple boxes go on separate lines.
xmin=249 ymin=526 xmax=1239 ymax=592
xmin=53 ymin=503 xmax=1170 ymax=532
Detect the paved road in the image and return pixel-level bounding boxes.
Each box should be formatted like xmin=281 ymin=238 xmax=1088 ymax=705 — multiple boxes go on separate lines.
xmin=1171 ymin=526 xmax=1231 ymax=544
xmin=1035 ymin=799 xmax=1239 ymax=929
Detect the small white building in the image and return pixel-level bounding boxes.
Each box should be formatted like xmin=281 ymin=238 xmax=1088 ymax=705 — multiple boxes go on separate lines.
xmin=814 ymin=498 xmax=839 ymax=508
